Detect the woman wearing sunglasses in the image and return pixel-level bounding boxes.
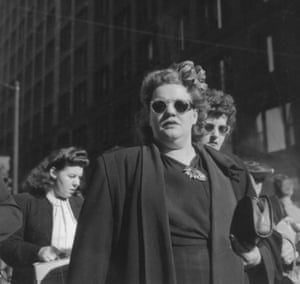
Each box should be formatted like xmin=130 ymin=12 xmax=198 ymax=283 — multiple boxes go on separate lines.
xmin=200 ymin=89 xmax=236 ymax=151
xmin=199 ymin=89 xmax=295 ymax=284
xmin=0 ymin=147 xmax=89 ymax=284
xmin=69 ymin=61 xmax=259 ymax=284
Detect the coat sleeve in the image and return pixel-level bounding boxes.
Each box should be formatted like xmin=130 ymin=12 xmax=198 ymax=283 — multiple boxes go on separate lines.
xmin=0 ymin=195 xmax=41 ymax=267
xmin=0 ymin=195 xmax=22 ymax=242
xmin=68 ymin=156 xmax=114 ymax=284
xmin=0 ymin=173 xmax=23 ymax=242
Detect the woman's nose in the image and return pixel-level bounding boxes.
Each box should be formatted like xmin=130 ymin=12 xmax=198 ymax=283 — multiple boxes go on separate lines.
xmin=165 ymin=103 xmax=176 ymax=114
xmin=73 ymin=178 xmax=80 ymax=187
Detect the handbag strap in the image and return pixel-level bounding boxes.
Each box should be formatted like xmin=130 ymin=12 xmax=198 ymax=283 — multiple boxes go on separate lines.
xmin=282 ymin=236 xmax=297 ymax=270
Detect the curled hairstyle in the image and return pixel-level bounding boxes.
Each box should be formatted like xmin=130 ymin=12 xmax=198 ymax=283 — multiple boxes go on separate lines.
xmin=22 ymin=147 xmax=89 ymax=195
xmin=136 ymin=60 xmax=208 ymax=143
xmin=205 ymin=89 xmax=236 ymax=129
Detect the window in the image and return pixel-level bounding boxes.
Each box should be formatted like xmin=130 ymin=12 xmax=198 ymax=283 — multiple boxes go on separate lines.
xmin=46 ymin=9 xmax=55 ymax=38
xmin=47 ymin=0 xmax=54 ymax=10
xmin=61 ymin=0 xmax=72 ymax=16
xmin=44 ymin=71 xmax=54 ymax=102
xmin=19 ymin=20 xmax=25 ymax=42
xmin=92 ymin=114 xmax=109 ymax=149
xmin=59 ymin=56 xmax=71 ymax=88
xmin=22 ymin=119 xmax=30 ymax=143
xmin=34 ymin=81 xmax=42 ymax=109
xmin=57 ymin=131 xmax=71 ymax=148
xmin=23 ymin=90 xmax=32 ymax=118
xmin=136 ymin=0 xmax=148 ymax=26
xmin=75 ymin=0 xmax=87 ymax=10
xmin=60 ymin=23 xmax=71 ymax=54
xmin=136 ymin=39 xmax=149 ymax=73
xmin=36 ymin=23 xmax=44 ymax=50
xmin=58 ymin=92 xmax=70 ymax=120
xmin=32 ymin=112 xmax=41 ymax=136
xmin=114 ymin=51 xmax=131 ymax=84
xmin=17 ymin=46 xmax=24 ymax=67
xmin=94 ymin=66 xmax=109 ymax=102
xmin=37 ymin=0 xmax=45 ymax=11
xmin=26 ymin=34 xmax=33 ymax=59
xmin=95 ymin=29 xmax=108 ymax=60
xmin=9 ymin=55 xmax=16 ymax=77
xmin=11 ymin=30 xmax=17 ymax=51
xmin=35 ymin=52 xmax=43 ymax=78
xmin=25 ymin=63 xmax=33 ymax=88
xmin=114 ymin=8 xmax=130 ymax=46
xmin=256 ymin=103 xmax=295 ymax=153
xmin=45 ymin=40 xmax=55 ymax=68
xmin=43 ymin=103 xmax=53 ymax=129
xmin=73 ymin=82 xmax=87 ymax=112
xmin=204 ymin=0 xmax=218 ymax=28
xmin=95 ymin=0 xmax=108 ymax=18
xmin=74 ymin=7 xmax=88 ymax=42
xmin=27 ymin=11 xmax=33 ymax=32
xmin=207 ymin=60 xmax=221 ymax=89
xmin=72 ymin=125 xmax=87 ymax=148
xmin=74 ymin=43 xmax=87 ymax=76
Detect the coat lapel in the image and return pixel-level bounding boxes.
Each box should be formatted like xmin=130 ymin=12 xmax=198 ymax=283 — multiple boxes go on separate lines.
xmin=140 ymin=145 xmax=176 ymax=284
xmin=198 ymin=146 xmax=245 ymax=284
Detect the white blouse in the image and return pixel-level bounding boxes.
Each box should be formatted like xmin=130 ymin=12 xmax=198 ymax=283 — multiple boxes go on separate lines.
xmin=46 ymin=190 xmax=77 ymax=253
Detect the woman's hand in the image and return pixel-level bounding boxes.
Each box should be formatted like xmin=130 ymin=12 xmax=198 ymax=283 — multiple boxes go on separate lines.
xmin=281 ymin=238 xmax=298 ymax=265
xmin=240 ymin=246 xmax=262 ymax=267
xmin=38 ymin=246 xmax=61 ymax=262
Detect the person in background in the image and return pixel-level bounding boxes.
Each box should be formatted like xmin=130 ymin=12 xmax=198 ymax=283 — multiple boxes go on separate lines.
xmin=272 ymin=174 xmax=300 ymax=225
xmin=0 ymin=147 xmax=89 ymax=284
xmin=199 ymin=89 xmax=296 ymax=283
xmin=271 ymin=174 xmax=300 ymax=264
xmin=0 ymin=172 xmax=22 ymax=242
xmin=199 ymin=88 xmax=236 ymax=151
xmin=69 ymin=60 xmax=266 ymax=284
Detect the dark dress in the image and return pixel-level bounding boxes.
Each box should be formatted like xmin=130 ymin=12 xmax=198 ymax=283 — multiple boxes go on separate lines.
xmin=162 ymin=154 xmax=211 ymax=284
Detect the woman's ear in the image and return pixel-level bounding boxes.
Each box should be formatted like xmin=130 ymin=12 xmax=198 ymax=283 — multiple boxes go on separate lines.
xmin=192 ymin=109 xmax=199 ymax=125
xmin=49 ymin=167 xmax=57 ymax=180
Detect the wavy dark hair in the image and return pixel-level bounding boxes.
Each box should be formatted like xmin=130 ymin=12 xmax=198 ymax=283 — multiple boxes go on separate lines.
xmin=136 ymin=60 xmax=208 ymax=144
xmin=205 ymin=89 xmax=236 ymax=128
xmin=22 ymin=147 xmax=89 ymax=195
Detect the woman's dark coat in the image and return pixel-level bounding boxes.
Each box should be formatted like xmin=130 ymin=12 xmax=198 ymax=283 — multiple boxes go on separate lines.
xmin=68 ymin=144 xmax=278 ymax=284
xmin=0 ymin=174 xmax=22 ymax=242
xmin=0 ymin=192 xmax=83 ymax=284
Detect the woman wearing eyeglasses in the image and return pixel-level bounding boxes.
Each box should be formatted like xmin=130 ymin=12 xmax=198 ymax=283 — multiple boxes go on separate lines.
xmin=68 ymin=61 xmax=259 ymax=284
xmin=199 ymin=89 xmax=295 ymax=284
xmin=0 ymin=147 xmax=89 ymax=284
xmin=200 ymin=89 xmax=236 ymax=151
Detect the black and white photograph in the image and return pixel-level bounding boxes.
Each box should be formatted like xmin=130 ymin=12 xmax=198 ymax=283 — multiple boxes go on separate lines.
xmin=0 ymin=1 xmax=300 ymax=283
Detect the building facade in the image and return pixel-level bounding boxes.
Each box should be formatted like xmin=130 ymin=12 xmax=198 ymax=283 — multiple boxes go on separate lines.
xmin=0 ymin=0 xmax=299 ymax=193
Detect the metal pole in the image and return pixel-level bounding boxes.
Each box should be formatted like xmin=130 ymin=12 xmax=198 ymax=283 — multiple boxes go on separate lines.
xmin=13 ymin=81 xmax=20 ymax=194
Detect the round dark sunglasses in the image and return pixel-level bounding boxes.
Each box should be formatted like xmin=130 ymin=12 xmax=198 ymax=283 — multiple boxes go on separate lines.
xmin=204 ymin=123 xmax=229 ymax=135
xmin=150 ymin=99 xmax=194 ymax=114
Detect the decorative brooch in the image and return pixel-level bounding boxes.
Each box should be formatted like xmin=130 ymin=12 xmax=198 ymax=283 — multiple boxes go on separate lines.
xmin=183 ymin=166 xmax=207 ymax=181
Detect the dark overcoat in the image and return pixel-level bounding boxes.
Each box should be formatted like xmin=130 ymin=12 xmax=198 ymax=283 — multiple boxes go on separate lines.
xmin=69 ymin=144 xmax=269 ymax=284
xmin=0 ymin=192 xmax=83 ymax=284
xmin=0 ymin=173 xmax=22 ymax=242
